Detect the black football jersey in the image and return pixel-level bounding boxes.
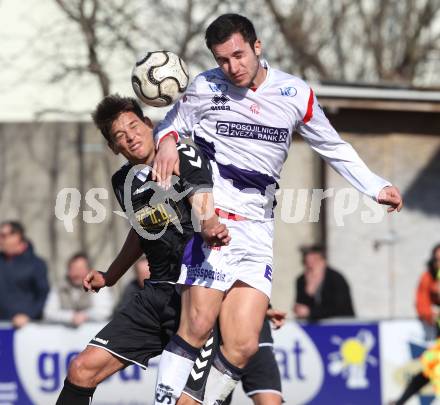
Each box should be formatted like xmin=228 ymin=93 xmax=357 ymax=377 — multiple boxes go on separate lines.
xmin=111 ymin=143 xmax=213 ymax=282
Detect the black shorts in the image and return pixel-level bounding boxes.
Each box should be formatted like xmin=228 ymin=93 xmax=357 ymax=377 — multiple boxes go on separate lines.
xmin=241 ymin=345 xmax=282 ymax=396
xmin=223 ymin=345 xmax=282 ymax=405
xmin=88 ymin=282 xmax=180 ymax=369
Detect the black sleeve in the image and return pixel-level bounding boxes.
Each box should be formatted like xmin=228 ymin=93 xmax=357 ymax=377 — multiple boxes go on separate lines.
xmin=177 ymin=143 xmax=213 ymax=195
xmin=111 ymin=167 xmax=128 ymax=211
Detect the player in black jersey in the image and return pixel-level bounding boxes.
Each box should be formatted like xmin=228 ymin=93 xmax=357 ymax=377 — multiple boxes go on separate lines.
xmin=56 ymin=94 xmax=229 ymax=405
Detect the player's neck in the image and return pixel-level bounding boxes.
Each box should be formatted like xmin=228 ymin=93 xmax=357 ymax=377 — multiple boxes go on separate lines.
xmin=250 ymin=65 xmax=267 ymax=89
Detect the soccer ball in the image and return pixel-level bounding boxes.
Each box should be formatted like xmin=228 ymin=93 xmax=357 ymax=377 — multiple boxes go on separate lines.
xmin=131 ymin=51 xmax=189 ymax=107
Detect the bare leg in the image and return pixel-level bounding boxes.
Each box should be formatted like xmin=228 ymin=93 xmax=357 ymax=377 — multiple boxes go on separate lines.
xmin=68 ymin=345 xmax=126 ymax=387
xmin=220 ymin=281 xmax=269 ymax=367
xmin=201 ymin=282 xmax=269 ymax=405
xmin=177 ymin=285 xmax=224 ymax=347
xmin=161 ymin=285 xmax=224 ymax=405
xmin=56 ymin=345 xmax=127 ymax=405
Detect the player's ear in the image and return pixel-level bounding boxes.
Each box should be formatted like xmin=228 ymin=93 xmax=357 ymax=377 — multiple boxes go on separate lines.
xmin=254 ymin=39 xmax=262 ymax=57
xmin=143 ymin=116 xmax=153 ymax=129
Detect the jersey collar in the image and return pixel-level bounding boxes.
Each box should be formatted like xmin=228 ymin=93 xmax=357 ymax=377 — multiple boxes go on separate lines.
xmin=252 ymin=59 xmax=271 ymax=92
xmin=133 ymin=165 xmax=151 ymax=182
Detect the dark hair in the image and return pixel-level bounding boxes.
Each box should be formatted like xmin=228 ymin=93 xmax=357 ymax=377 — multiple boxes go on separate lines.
xmin=67 ymin=252 xmax=90 ymax=269
xmin=205 ymin=14 xmax=257 ymax=50
xmin=300 ymin=244 xmax=326 ymax=262
xmin=0 ymin=220 xmax=26 ymax=240
xmin=92 ymin=94 xmax=144 ymax=142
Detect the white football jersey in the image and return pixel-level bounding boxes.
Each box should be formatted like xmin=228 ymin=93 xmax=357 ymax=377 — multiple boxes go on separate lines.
xmin=154 ymin=61 xmax=390 ymax=220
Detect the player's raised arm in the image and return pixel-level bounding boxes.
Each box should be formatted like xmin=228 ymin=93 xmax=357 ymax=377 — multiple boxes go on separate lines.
xmin=153 ymin=80 xmax=202 ymax=187
xmin=177 ymin=142 xmax=231 ymax=247
xmin=189 ymin=192 xmax=230 ymax=247
xmin=83 ymin=228 xmax=143 ymax=292
xmin=296 ymin=86 xmax=403 ymax=211
xmin=153 ymin=135 xmax=179 ymax=188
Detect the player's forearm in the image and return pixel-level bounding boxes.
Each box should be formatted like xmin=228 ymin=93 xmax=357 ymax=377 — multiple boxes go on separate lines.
xmin=326 ymin=149 xmax=390 ymax=200
xmin=105 ymin=228 xmax=143 ymax=286
xmin=188 ymin=192 xmax=217 ymax=232
xmin=299 ymin=101 xmax=391 ymax=199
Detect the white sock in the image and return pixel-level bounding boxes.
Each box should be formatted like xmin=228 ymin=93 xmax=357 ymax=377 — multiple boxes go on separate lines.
xmin=203 ymin=350 xmax=243 ymax=405
xmin=154 ymin=335 xmax=199 ymax=405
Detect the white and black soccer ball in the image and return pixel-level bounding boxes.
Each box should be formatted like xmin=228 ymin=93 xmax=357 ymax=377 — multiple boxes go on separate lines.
xmin=131 ymin=51 xmax=189 ymax=107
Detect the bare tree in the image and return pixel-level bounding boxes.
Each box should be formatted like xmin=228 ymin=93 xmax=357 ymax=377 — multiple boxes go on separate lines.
xmin=55 ymin=0 xmax=111 ymax=97
xmin=265 ymin=0 xmax=331 ymax=79
xmin=264 ymin=0 xmax=440 ymax=84
xmin=355 ymin=0 xmax=440 ymax=83
xmin=51 ymin=0 xmax=230 ymax=94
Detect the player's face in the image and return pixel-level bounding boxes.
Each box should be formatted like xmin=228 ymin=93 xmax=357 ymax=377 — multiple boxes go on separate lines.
xmin=211 ymin=32 xmax=264 ymax=88
xmin=110 ymin=111 xmax=155 ymax=164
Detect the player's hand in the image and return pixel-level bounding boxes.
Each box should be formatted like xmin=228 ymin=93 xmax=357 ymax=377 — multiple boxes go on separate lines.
xmin=12 ymin=313 xmax=30 ymax=329
xmin=377 ymin=186 xmax=403 ymax=213
xmin=152 ymin=136 xmax=180 ymax=188
xmin=83 ymin=270 xmax=106 ymax=293
xmin=293 ymin=303 xmax=310 ymax=319
xmin=201 ymin=218 xmax=231 ymax=247
xmin=267 ymin=308 xmax=287 ymax=329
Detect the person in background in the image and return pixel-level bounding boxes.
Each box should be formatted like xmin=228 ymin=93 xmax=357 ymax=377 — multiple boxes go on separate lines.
xmin=416 ymin=243 xmax=440 ymax=340
xmin=391 ymin=243 xmax=440 ymax=405
xmin=44 ymin=252 xmax=113 ymax=326
xmin=0 ymin=220 xmax=49 ymax=328
xmin=114 ymin=256 xmax=150 ymax=313
xmin=293 ymin=245 xmax=355 ymax=321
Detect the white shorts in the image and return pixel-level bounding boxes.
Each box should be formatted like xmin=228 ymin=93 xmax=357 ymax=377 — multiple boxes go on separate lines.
xmin=178 ymin=218 xmax=274 ymax=298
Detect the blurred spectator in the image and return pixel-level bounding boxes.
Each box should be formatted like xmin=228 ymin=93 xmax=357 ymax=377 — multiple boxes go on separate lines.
xmin=391 ymin=243 xmax=440 ymax=405
xmin=114 ymin=257 xmax=150 ymax=313
xmin=44 ymin=252 xmax=113 ymax=326
xmin=0 ymin=220 xmax=49 ymax=328
xmin=293 ymin=245 xmax=355 ymax=321
xmin=415 ymin=243 xmax=440 ymax=340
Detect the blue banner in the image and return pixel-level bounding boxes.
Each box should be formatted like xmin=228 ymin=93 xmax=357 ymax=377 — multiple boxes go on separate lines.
xmin=304 ymin=323 xmax=381 ymax=405
xmin=0 ymin=320 xmax=429 ymax=404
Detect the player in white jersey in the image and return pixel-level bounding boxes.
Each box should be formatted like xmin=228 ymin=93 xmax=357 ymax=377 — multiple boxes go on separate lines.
xmin=152 ymin=14 xmax=403 ymax=405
